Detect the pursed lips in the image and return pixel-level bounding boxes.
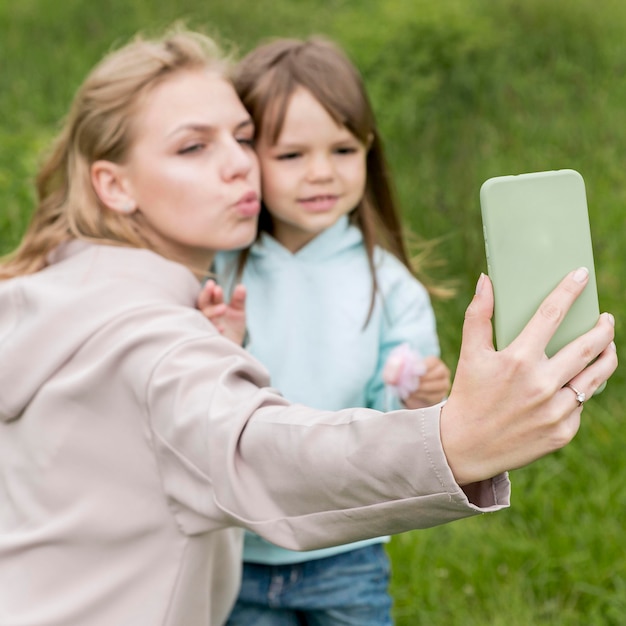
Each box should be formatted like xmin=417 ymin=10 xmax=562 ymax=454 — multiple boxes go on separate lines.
xmin=234 ymin=191 xmax=260 ymax=217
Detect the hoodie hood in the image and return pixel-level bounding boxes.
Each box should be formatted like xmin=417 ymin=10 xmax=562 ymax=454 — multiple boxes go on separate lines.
xmin=0 ymin=241 xmax=200 ymax=422
xmin=250 ymin=215 xmax=363 ymax=266
xmin=212 ymin=216 xmax=365 ymax=296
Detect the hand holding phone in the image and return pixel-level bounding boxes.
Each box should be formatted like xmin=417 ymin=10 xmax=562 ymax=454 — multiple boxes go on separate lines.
xmin=480 ymin=169 xmax=601 ymax=359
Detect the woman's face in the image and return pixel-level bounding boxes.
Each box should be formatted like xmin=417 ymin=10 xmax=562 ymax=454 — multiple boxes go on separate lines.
xmin=119 ymin=69 xmax=261 ymax=271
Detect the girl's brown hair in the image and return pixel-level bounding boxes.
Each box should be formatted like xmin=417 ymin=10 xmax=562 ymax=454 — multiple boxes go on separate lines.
xmin=0 ymin=27 xmax=228 ymax=280
xmin=233 ymin=36 xmax=450 ymax=304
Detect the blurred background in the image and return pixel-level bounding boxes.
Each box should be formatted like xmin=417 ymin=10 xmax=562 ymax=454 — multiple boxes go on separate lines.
xmin=1 ymin=0 xmax=624 ymax=623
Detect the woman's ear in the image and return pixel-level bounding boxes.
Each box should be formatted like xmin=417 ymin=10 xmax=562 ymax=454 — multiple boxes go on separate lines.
xmin=91 ymin=160 xmax=136 ymax=214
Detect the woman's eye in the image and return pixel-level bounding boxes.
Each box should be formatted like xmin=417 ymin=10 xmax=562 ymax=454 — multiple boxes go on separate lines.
xmin=237 ymin=137 xmax=255 ymax=148
xmin=178 ymin=143 xmax=205 ymax=155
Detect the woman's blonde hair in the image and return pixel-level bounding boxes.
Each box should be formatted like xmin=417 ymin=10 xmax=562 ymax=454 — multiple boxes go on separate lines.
xmin=0 ymin=26 xmax=229 ymax=279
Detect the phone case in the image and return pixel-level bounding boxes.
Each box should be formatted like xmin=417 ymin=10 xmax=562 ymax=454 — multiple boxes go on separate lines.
xmin=480 ymin=169 xmax=601 ymax=359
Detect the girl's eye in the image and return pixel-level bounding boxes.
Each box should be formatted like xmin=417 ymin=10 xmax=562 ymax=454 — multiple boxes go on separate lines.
xmin=276 ymin=152 xmax=301 ymax=161
xmin=335 ymin=146 xmax=358 ymax=155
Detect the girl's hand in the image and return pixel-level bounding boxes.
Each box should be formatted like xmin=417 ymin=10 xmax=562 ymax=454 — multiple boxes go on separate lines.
xmin=383 ymin=344 xmax=451 ymax=409
xmin=197 ymin=280 xmax=247 ymax=345
xmin=401 ymin=356 xmax=451 ymax=409
xmin=440 ymin=269 xmax=617 ymax=486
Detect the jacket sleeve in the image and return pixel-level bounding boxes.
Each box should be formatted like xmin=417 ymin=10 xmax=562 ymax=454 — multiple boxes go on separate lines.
xmin=145 ymin=324 xmax=510 ymax=551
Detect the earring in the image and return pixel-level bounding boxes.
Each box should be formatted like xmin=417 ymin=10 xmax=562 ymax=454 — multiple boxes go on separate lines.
xmin=120 ymin=201 xmax=135 ymax=214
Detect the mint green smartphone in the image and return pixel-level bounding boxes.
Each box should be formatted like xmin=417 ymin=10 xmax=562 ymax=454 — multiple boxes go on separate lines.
xmin=480 ymin=169 xmax=602 ymax=366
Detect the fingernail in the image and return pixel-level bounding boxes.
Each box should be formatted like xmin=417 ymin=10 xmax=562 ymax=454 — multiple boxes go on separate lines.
xmin=602 ymin=312 xmax=616 ymax=327
xmin=573 ymin=267 xmax=589 ymax=283
xmin=610 ymin=341 xmax=616 ymax=351
xmin=475 ymin=273 xmax=485 ymax=295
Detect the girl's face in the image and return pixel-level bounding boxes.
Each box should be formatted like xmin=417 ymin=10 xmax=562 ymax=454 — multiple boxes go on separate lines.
xmin=255 ymin=86 xmax=368 ymax=253
xmin=117 ymin=70 xmax=260 ymax=271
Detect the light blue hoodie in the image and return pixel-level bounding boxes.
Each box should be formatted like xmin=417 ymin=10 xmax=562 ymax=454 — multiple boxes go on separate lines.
xmin=215 ymin=216 xmax=441 ymax=564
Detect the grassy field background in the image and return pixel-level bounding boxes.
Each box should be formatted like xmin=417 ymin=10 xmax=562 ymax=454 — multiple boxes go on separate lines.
xmin=1 ymin=0 xmax=624 ymax=623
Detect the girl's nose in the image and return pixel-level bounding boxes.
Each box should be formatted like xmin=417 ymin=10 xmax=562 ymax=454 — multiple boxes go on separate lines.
xmin=306 ymin=153 xmax=334 ymax=182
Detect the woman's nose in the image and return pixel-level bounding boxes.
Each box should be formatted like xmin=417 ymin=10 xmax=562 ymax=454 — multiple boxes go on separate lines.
xmin=222 ymin=138 xmax=257 ymax=180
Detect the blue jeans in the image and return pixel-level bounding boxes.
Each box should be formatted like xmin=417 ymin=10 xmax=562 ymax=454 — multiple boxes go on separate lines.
xmin=225 ymin=543 xmax=393 ymax=626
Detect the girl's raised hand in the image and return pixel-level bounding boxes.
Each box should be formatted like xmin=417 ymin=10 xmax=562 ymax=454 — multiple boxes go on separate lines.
xmin=401 ymin=356 xmax=451 ymax=409
xmin=440 ymin=269 xmax=617 ymax=486
xmin=383 ymin=345 xmax=451 ymax=409
xmin=197 ymin=280 xmax=248 ymax=345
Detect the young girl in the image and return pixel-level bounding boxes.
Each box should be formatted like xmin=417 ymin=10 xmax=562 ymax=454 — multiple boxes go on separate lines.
xmin=203 ymin=37 xmax=521 ymax=625
xmin=0 ymin=26 xmax=615 ymax=626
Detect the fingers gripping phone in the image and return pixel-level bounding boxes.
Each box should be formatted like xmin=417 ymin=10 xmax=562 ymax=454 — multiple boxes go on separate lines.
xmin=480 ymin=169 xmax=602 ymax=363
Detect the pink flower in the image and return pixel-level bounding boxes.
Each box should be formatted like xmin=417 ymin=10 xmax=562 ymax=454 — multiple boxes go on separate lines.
xmin=383 ymin=343 xmax=426 ymax=400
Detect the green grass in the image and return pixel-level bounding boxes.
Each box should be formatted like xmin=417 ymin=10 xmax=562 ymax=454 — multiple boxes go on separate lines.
xmin=1 ymin=1 xmax=624 ymax=624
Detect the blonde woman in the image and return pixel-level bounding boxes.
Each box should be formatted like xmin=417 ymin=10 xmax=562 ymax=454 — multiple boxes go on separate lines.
xmin=0 ymin=26 xmax=616 ymax=626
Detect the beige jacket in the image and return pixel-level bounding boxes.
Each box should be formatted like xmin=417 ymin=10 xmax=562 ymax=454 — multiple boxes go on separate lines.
xmin=0 ymin=241 xmax=510 ymax=625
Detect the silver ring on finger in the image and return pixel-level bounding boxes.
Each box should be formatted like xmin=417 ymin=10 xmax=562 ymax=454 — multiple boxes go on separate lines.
xmin=565 ymin=382 xmax=586 ymax=407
